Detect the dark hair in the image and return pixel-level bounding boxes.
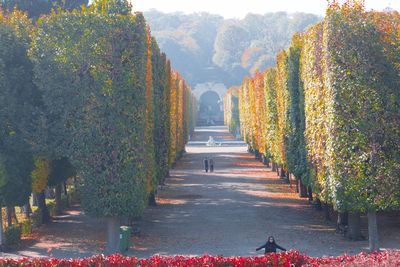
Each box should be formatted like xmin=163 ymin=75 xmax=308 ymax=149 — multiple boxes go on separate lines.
xmin=267 ymin=236 xmax=275 ymax=243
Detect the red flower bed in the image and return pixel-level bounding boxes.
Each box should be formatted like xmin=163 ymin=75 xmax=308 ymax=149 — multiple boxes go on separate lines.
xmin=0 ymin=251 xmax=399 ymax=267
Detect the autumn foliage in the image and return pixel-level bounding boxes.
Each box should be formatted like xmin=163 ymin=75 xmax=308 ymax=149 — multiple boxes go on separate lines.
xmin=0 ymin=251 xmax=400 ymax=267
xmin=224 ymin=0 xmax=400 ymax=250
xmin=0 ymin=0 xmax=196 ymax=250
xmin=224 ymin=87 xmax=240 ymax=134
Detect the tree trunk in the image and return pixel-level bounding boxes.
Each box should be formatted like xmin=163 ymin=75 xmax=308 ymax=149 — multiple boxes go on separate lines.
xmin=347 ymin=212 xmax=363 ymax=240
xmin=368 ymin=210 xmax=379 ymax=252
xmin=315 ymin=198 xmax=322 ymax=211
xmin=63 ymin=181 xmax=68 ymax=196
xmin=63 ymin=182 xmax=70 ymax=208
xmin=295 ymin=178 xmax=299 ymax=193
xmin=272 ymin=162 xmax=277 ymax=172
xmin=105 ymin=217 xmax=120 ymax=254
xmin=0 ymin=208 xmax=4 ymax=247
xmin=148 ymin=192 xmax=157 ymax=206
xmin=6 ymin=206 xmax=13 ymax=227
xmin=38 ymin=191 xmax=51 ymax=224
xmin=55 ymin=183 xmax=62 ymax=216
xmin=324 ymin=203 xmax=331 ymax=221
xmin=32 ymin=193 xmax=38 ymax=207
xmin=279 ymin=168 xmax=283 ymax=177
xmin=298 ymin=180 xmax=307 ymax=198
xmin=336 ymin=212 xmax=348 ymax=234
xmin=307 ymin=186 xmax=313 ymax=202
xmin=11 ymin=207 xmax=18 ymax=224
xmin=23 ymin=202 xmax=31 ymax=219
xmin=262 ymin=155 xmax=270 ymax=167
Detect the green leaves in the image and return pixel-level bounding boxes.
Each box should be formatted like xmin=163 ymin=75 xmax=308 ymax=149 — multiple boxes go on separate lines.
xmin=303 ymin=3 xmax=400 ymax=211
xmin=1 ymin=0 xmax=88 ymax=20
xmin=0 ymin=11 xmax=35 ymax=207
xmin=29 ymin=3 xmax=196 ymax=218
xmin=233 ymin=1 xmax=400 ymax=213
xmin=30 ymin=6 xmax=148 ymax=217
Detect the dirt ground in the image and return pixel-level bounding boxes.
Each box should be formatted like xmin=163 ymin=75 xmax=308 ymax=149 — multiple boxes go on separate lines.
xmin=1 ymin=126 xmax=399 ymax=258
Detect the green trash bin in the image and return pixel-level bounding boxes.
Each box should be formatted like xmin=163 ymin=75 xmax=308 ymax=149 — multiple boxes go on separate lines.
xmin=119 ymin=226 xmax=132 ymax=252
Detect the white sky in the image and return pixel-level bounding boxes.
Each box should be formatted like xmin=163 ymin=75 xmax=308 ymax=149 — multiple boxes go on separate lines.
xmin=131 ymin=0 xmax=400 ymax=18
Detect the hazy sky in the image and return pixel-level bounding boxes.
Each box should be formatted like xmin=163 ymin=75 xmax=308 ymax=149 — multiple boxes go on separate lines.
xmin=131 ymin=0 xmax=399 ymax=18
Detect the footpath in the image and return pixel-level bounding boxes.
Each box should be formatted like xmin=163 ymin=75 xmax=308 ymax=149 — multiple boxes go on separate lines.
xmin=1 ymin=126 xmax=399 ymax=258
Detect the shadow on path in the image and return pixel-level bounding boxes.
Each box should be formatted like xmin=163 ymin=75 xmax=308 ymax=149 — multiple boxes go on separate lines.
xmin=2 ymin=126 xmax=399 ymax=258
xmin=132 ymin=126 xmax=400 ymax=257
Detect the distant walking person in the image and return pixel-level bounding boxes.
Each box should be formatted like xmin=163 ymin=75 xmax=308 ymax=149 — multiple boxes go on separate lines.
xmin=209 ymin=158 xmax=214 ymax=172
xmin=256 ymin=236 xmax=286 ymax=254
xmin=204 ymin=157 xmax=209 ymax=173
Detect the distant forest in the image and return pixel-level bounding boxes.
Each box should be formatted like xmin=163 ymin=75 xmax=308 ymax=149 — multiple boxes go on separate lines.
xmin=144 ymin=10 xmax=321 ymax=87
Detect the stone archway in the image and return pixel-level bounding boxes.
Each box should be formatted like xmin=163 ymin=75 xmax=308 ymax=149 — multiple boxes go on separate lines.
xmin=193 ymin=82 xmax=227 ymax=103
xmin=193 ymin=82 xmax=227 ymax=125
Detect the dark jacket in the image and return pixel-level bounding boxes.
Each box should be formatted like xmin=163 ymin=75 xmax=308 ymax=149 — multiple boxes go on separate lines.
xmin=209 ymin=159 xmax=214 ymax=166
xmin=256 ymin=242 xmax=286 ymax=254
xmin=204 ymin=159 xmax=209 ymax=168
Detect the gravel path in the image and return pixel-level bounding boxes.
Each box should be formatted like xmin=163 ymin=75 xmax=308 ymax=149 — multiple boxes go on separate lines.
xmin=132 ymin=126 xmax=400 ymax=257
xmin=1 ymin=126 xmax=399 ymax=258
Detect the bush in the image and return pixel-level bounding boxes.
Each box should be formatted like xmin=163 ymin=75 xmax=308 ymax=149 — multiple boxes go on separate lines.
xmin=4 ymin=224 xmax=21 ymax=246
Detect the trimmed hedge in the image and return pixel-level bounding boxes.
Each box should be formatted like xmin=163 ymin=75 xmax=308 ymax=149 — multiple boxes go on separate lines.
xmin=224 ymin=87 xmax=240 ymax=135
xmin=225 ymin=0 xmax=400 ymax=250
xmin=228 ymin=2 xmax=400 ymax=209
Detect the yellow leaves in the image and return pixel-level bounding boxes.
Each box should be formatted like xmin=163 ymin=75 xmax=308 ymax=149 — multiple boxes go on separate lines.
xmin=275 ymin=50 xmax=289 ymax=167
xmin=301 ymin=23 xmax=328 ymax=179
xmin=397 ymin=24 xmax=400 ymax=40
xmin=169 ymin=72 xmax=178 ymax=165
xmin=168 ymin=70 xmax=196 ymax=166
xmin=228 ymin=0 xmax=399 ymax=210
xmin=31 ymin=157 xmax=50 ymax=193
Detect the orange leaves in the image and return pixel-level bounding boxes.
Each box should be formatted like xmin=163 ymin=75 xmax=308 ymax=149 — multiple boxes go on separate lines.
xmin=144 ymin=26 xmax=156 ymax=195
xmin=253 ymin=72 xmax=266 ymax=154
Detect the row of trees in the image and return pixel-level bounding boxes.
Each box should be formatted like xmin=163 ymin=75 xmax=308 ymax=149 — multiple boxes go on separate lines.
xmin=224 ymin=1 xmax=400 ymax=251
xmin=0 ymin=0 xmax=196 ymax=252
xmin=223 ymin=87 xmax=239 ymax=134
xmin=145 ymin=9 xmax=320 ymax=87
xmin=0 ymin=0 xmax=89 ymax=20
